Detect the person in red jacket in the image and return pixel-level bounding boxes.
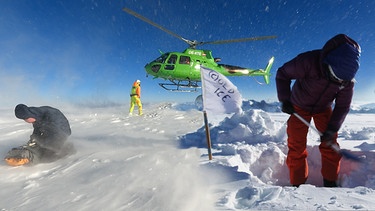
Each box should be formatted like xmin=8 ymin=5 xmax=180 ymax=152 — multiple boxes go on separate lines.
xmin=275 ymin=34 xmax=361 ymax=187
xmin=129 ymin=79 xmax=143 ymax=116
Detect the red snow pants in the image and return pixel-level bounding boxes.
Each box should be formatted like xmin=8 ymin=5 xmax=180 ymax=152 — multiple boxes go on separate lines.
xmin=286 ymin=106 xmax=342 ymax=186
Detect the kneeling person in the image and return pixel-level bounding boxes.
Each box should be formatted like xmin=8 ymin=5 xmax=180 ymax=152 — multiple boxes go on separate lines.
xmin=5 ymin=104 xmax=74 ymax=166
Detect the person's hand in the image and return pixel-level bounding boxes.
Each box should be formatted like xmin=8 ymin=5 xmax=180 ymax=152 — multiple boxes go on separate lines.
xmin=281 ymin=101 xmax=295 ymax=114
xmin=320 ymin=130 xmax=336 ymax=142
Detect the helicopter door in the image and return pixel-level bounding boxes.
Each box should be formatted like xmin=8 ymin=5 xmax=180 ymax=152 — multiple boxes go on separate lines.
xmin=165 ymin=54 xmax=177 ymax=70
xmin=178 ymin=55 xmax=192 ymax=76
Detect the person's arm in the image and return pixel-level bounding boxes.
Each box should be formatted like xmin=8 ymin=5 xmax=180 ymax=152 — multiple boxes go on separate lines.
xmin=276 ymin=53 xmax=309 ymax=102
xmin=327 ymin=83 xmax=354 ymax=132
xmin=136 ymin=86 xmax=141 ymax=98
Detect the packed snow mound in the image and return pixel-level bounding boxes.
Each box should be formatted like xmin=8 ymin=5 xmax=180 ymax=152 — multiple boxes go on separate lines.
xmin=178 ymin=107 xmax=375 ymax=190
xmin=179 ymin=109 xmax=286 ymax=148
xmin=179 ymin=109 xmax=290 ymax=186
xmin=242 ymin=100 xmax=281 ymax=113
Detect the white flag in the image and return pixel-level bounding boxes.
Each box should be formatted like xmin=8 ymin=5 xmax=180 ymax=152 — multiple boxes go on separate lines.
xmin=200 ymin=66 xmax=243 ymax=114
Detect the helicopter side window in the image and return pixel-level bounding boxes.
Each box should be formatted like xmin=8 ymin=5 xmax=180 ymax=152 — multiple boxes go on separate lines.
xmin=179 ymin=56 xmax=191 ymax=65
xmin=165 ymin=54 xmax=177 ymax=70
xmin=167 ymin=54 xmax=177 ymax=64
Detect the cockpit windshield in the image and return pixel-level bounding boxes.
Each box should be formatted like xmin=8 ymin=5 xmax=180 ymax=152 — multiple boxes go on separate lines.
xmin=153 ymin=53 xmax=169 ymax=63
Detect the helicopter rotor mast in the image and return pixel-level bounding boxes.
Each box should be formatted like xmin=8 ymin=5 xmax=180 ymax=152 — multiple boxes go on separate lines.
xmin=122 ymin=7 xmax=276 ymax=49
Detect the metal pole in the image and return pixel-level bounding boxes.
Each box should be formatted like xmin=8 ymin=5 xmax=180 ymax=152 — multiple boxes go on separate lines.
xmin=203 ymin=111 xmax=213 ymax=160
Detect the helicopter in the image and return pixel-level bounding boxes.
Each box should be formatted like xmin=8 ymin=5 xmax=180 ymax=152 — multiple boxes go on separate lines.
xmin=123 ymin=8 xmax=276 ymax=92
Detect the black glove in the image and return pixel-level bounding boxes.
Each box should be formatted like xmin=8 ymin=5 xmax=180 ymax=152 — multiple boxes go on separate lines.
xmin=320 ymin=130 xmax=336 ymax=142
xmin=281 ymin=101 xmax=295 ymax=114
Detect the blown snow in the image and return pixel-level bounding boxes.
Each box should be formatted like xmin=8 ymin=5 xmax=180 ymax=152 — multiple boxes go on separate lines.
xmin=1 ymin=101 xmax=375 ymax=211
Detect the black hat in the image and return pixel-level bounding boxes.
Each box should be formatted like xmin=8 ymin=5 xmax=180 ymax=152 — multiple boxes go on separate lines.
xmin=15 ymin=104 xmax=34 ymax=119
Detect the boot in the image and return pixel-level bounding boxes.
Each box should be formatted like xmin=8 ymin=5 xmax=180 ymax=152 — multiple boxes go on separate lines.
xmin=4 ymin=146 xmax=34 ymax=166
xmin=4 ymin=139 xmax=39 ymax=166
xmin=323 ymin=179 xmax=337 ymax=187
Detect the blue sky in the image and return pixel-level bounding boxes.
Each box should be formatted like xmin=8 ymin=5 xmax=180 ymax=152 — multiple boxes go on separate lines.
xmin=0 ymin=0 xmax=374 ymax=107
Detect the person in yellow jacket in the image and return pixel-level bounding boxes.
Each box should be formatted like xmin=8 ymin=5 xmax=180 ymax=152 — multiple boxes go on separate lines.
xmin=129 ymin=79 xmax=143 ymax=115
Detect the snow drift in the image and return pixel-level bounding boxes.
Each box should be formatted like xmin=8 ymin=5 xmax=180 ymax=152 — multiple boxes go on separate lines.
xmin=1 ymin=101 xmax=375 ymax=210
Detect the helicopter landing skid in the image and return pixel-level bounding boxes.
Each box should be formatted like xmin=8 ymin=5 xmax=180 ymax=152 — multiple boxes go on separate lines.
xmin=159 ymin=80 xmax=201 ymax=92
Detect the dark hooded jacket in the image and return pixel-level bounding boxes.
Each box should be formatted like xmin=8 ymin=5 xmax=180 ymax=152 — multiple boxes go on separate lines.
xmin=15 ymin=104 xmax=71 ymax=152
xmin=275 ymin=34 xmax=361 ymax=132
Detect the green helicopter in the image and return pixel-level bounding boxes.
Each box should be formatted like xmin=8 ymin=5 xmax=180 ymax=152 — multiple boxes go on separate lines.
xmin=123 ymin=8 xmax=276 ymax=92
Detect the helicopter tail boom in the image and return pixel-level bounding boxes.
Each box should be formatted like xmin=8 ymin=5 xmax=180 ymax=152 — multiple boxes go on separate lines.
xmin=220 ymin=57 xmax=275 ymax=84
xmin=247 ymin=56 xmax=274 ymax=84
xmin=218 ymin=56 xmax=274 ymax=84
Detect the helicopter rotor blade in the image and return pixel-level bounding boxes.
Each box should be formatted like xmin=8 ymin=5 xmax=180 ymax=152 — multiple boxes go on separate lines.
xmin=123 ymin=8 xmax=276 ymax=48
xmin=122 ymin=8 xmax=192 ymax=46
xmin=199 ymin=35 xmax=277 ymax=46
